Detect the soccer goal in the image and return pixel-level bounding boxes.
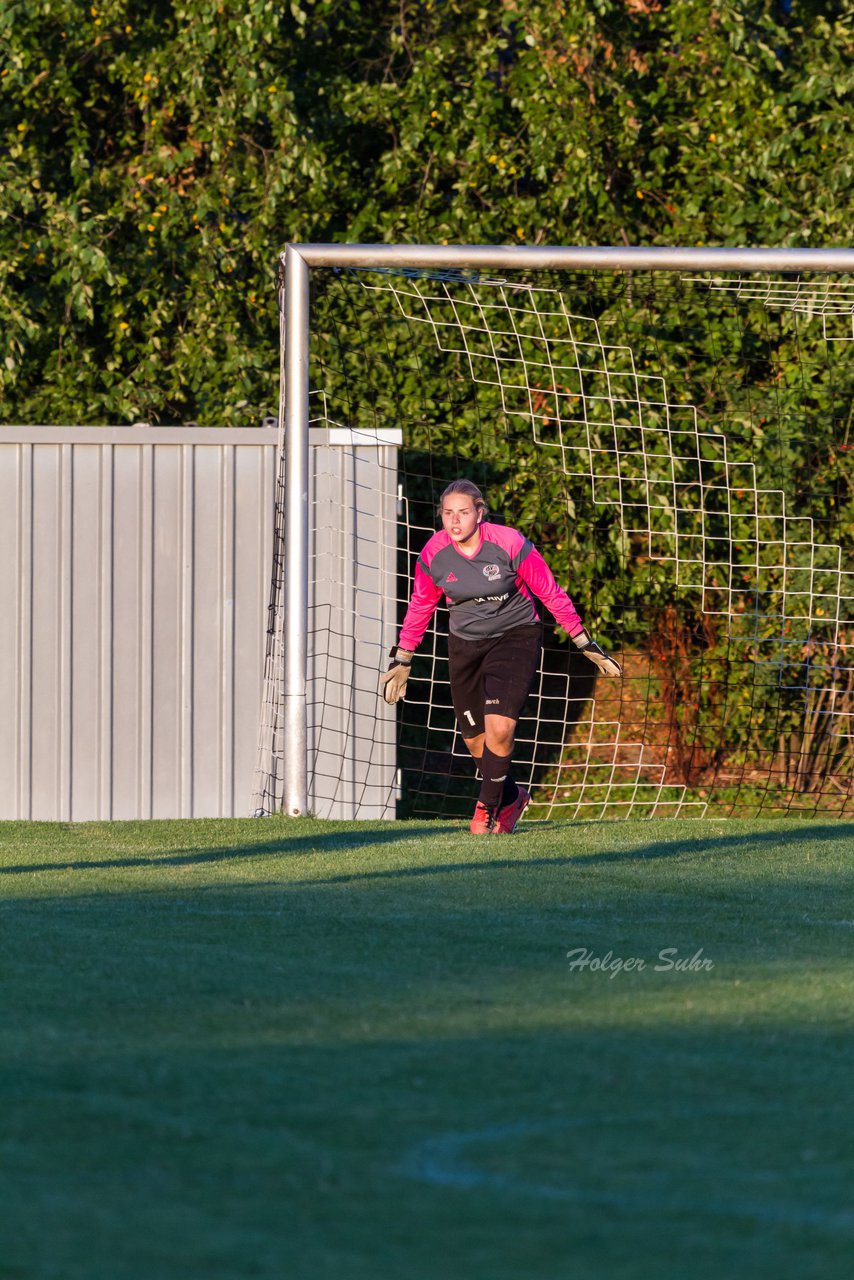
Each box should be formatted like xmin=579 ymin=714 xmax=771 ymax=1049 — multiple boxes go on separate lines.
xmin=252 ymin=245 xmax=854 ymax=823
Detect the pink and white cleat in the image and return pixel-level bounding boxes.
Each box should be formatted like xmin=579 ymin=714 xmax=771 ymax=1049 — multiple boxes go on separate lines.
xmin=495 ymin=786 xmax=530 ymax=834
xmin=470 ymin=801 xmax=499 ymax=834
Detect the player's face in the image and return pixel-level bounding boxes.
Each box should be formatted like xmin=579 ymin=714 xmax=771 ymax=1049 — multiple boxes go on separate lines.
xmin=442 ymin=495 xmax=481 ymax=545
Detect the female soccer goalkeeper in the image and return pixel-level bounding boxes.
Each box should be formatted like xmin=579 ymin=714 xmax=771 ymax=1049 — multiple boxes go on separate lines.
xmin=380 ymin=480 xmax=622 ymax=834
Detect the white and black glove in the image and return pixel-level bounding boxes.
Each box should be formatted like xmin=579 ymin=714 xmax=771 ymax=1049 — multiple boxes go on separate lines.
xmin=571 ymin=628 xmax=622 ymax=678
xmin=379 ymin=646 xmax=415 ymax=704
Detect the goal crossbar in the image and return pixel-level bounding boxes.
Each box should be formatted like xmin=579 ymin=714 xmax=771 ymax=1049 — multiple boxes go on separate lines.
xmin=278 ymin=244 xmax=854 ymax=817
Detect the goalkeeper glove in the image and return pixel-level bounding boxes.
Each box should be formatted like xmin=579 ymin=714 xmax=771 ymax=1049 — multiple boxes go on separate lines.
xmin=379 ymin=646 xmax=415 ymax=704
xmin=571 ymin=628 xmax=622 ymax=678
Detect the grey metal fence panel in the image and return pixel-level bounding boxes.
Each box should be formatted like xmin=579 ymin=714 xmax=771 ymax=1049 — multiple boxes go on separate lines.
xmin=0 ymin=428 xmax=278 ymax=820
xmin=0 ymin=425 xmax=399 ymax=821
xmin=0 ymin=450 xmax=18 ymax=810
xmin=308 ymin=437 xmax=399 ymax=820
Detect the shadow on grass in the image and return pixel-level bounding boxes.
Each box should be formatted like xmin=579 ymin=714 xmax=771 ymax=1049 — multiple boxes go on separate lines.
xmin=2 ymin=1021 xmax=853 ymax=1278
xmin=0 ymin=824 xmax=460 ymax=875
xmin=2 ymin=820 xmax=853 ymax=883
xmin=0 ymin=823 xmax=457 ymax=876
xmin=284 ymin=821 xmax=854 ymax=888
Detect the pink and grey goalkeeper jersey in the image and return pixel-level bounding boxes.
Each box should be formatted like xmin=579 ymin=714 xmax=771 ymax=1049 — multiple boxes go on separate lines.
xmin=398 ymin=523 xmax=585 ymax=650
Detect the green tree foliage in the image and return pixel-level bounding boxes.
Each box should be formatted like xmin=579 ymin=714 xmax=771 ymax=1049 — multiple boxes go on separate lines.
xmin=1 ymin=0 xmax=852 ymax=423
xmin=2 ymin=0 xmax=852 ymax=794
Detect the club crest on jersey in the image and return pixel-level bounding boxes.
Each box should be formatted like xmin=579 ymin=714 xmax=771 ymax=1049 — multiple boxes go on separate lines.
xmin=483 ymin=563 xmax=500 ymax=580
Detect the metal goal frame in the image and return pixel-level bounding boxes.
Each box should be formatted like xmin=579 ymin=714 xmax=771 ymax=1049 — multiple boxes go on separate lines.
xmin=279 ymin=243 xmax=854 ymax=817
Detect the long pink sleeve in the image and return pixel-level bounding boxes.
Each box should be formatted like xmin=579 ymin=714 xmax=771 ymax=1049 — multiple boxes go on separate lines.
xmin=516 ymin=545 xmax=585 ymax=638
xmin=398 ymin=560 xmax=443 ymax=651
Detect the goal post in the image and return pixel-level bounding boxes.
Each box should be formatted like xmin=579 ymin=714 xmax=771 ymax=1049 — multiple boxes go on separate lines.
xmin=257 ymin=244 xmax=854 ymax=821
xmin=282 ymin=244 xmax=310 ymax=818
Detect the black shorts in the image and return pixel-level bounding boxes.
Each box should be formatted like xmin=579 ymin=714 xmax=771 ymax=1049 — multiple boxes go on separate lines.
xmin=448 ymin=624 xmax=542 ymax=738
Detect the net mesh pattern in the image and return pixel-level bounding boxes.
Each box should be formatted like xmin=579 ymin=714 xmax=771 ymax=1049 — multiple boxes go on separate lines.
xmin=253 ymin=268 xmax=854 ymax=821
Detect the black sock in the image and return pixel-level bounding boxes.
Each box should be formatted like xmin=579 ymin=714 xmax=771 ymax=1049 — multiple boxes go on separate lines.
xmin=501 ymin=774 xmax=519 ymax=807
xmin=477 ymin=747 xmax=514 ymax=811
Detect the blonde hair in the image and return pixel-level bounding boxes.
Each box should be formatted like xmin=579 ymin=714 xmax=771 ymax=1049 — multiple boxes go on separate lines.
xmin=437 ymin=479 xmax=489 ymax=521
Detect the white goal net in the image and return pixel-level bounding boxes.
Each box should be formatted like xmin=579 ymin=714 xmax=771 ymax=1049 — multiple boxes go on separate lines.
xmin=254 ymin=261 xmax=854 ymax=822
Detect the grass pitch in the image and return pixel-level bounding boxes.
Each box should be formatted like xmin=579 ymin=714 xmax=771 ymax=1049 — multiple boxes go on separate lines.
xmin=1 ymin=816 xmax=852 ymax=1280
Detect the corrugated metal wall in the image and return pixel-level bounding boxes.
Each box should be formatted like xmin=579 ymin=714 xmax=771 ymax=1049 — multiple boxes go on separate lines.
xmin=308 ymin=433 xmax=400 ymax=820
xmin=0 ymin=427 xmax=275 ymax=820
xmin=0 ymin=425 xmax=400 ymax=821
